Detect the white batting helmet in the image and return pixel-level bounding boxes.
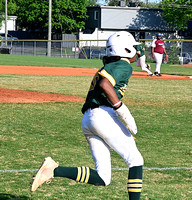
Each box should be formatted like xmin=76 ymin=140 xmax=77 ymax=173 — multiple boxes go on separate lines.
xmin=106 ymin=31 xmax=140 ymax=58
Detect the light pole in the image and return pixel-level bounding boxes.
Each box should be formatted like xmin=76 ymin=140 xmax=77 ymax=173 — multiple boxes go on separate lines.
xmin=47 ymin=0 xmax=52 ymax=57
xmin=5 ymin=0 xmax=8 ymax=46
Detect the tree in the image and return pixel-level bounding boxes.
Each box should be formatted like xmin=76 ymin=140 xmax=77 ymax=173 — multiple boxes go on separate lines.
xmin=0 ymin=0 xmax=4 ymax=28
xmin=0 ymin=0 xmax=17 ymax=30
xmin=8 ymin=0 xmax=89 ymax=34
xmin=161 ymin=0 xmax=192 ymax=30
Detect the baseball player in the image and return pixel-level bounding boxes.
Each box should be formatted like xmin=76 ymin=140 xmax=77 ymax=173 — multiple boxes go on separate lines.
xmin=151 ymin=33 xmax=168 ymax=76
xmin=30 ymin=31 xmax=144 ymax=200
xmin=136 ymin=43 xmax=153 ymax=76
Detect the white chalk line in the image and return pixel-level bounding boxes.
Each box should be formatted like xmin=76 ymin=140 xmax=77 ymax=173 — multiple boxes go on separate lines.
xmin=0 ymin=167 xmax=192 ymax=173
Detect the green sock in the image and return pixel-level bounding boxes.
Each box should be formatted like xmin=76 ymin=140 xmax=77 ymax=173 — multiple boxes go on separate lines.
xmin=54 ymin=166 xmax=105 ymax=186
xmin=127 ymin=165 xmax=143 ymax=200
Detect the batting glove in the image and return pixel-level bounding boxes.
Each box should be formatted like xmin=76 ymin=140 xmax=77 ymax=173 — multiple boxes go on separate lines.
xmin=115 ymin=102 xmax=137 ymax=135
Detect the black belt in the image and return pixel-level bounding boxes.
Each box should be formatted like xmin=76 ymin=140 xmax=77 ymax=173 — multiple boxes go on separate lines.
xmin=90 ymin=103 xmax=99 ymax=110
xmin=83 ymin=103 xmax=99 ymax=114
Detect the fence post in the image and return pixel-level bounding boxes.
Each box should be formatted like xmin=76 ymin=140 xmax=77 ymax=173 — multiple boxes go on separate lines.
xmin=10 ymin=41 xmax=13 ymax=54
xmin=180 ymin=41 xmax=183 ymax=65
xmin=33 ymin=41 xmax=36 ymax=56
xmin=22 ymin=41 xmax=24 ymax=55
xmin=89 ymin=41 xmax=91 ymax=59
xmin=60 ymin=41 xmax=62 ymax=57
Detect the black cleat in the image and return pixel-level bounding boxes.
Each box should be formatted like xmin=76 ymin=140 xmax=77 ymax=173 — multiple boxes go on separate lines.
xmin=154 ymin=72 xmax=162 ymax=76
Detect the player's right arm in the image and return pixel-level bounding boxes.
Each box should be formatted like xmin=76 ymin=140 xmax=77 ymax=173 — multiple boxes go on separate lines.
xmin=151 ymin=39 xmax=156 ymax=58
xmin=99 ymin=77 xmax=137 ymax=135
xmin=99 ymin=77 xmax=120 ymax=108
xmin=151 ymin=47 xmax=155 ymax=58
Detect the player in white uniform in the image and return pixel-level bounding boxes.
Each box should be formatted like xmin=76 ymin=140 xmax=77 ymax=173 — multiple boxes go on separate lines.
xmin=30 ymin=32 xmax=144 ymax=200
xmin=136 ymin=43 xmax=153 ymax=76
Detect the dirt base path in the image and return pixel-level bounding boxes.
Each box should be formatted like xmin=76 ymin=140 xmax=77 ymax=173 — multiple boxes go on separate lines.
xmin=0 ymin=88 xmax=84 ymax=103
xmin=0 ymin=65 xmax=191 ymax=103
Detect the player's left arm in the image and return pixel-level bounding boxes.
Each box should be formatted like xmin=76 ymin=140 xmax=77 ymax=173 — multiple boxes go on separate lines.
xmin=163 ymin=48 xmax=167 ymax=55
xmin=163 ymin=44 xmax=168 ymax=62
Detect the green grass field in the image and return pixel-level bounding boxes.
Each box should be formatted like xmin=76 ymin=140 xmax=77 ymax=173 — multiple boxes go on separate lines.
xmin=0 ymin=55 xmax=192 ymax=199
xmin=0 ymin=54 xmax=192 ymax=76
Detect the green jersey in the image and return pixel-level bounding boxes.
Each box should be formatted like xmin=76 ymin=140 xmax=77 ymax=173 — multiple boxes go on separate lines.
xmin=136 ymin=44 xmax=145 ymax=57
xmin=81 ymin=58 xmax=132 ymax=114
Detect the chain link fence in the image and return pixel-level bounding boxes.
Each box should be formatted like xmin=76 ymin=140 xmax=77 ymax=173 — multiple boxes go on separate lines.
xmin=140 ymin=39 xmax=192 ymax=65
xmin=0 ymin=39 xmax=192 ymax=64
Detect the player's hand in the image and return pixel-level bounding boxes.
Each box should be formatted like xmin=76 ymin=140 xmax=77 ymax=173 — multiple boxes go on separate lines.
xmin=164 ymin=54 xmax=168 ymax=63
xmin=115 ymin=103 xmax=137 ymax=135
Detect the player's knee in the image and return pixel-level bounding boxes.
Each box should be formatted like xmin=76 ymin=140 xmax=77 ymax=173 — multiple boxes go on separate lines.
xmin=139 ymin=154 xmax=144 ymax=166
xmin=128 ymin=151 xmax=144 ymax=168
xmin=134 ymin=154 xmax=144 ymax=167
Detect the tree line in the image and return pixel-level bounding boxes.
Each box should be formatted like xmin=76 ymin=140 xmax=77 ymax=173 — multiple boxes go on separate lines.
xmin=0 ymin=0 xmax=191 ymax=34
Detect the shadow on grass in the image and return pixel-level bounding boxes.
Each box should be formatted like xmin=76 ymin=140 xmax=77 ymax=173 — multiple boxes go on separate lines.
xmin=0 ymin=193 xmax=31 ymax=200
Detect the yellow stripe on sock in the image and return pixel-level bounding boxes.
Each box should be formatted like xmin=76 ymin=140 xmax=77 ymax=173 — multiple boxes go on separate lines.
xmin=128 ymin=179 xmax=142 ymax=183
xmin=80 ymin=167 xmax=86 ymax=183
xmin=84 ymin=167 xmax=90 ymax=183
xmin=128 ymin=188 xmax=142 ymax=192
xmin=76 ymin=167 xmax=81 ymax=182
xmin=127 ymin=184 xmax=142 ymax=187
xmin=127 ymin=179 xmax=142 ymax=193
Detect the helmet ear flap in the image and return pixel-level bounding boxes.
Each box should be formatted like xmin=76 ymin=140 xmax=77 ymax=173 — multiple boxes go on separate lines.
xmin=126 ymin=46 xmax=136 ymax=58
xmin=125 ymin=48 xmax=131 ymax=53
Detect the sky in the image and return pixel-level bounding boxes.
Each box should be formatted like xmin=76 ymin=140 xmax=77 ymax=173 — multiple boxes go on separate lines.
xmin=97 ymin=0 xmax=161 ymax=5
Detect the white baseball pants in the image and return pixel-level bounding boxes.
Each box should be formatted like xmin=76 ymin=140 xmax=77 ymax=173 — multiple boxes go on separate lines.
xmin=82 ymin=106 xmax=144 ymax=185
xmin=154 ymin=52 xmax=163 ymax=73
xmin=136 ymin=55 xmax=151 ymax=74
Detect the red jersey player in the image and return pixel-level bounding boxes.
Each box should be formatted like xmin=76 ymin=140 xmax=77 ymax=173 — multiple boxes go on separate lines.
xmin=151 ymin=33 xmax=168 ymax=76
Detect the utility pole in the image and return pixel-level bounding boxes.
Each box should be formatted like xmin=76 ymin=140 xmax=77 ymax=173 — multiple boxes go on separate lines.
xmin=5 ymin=0 xmax=8 ymax=46
xmin=47 ymin=0 xmax=52 ymax=57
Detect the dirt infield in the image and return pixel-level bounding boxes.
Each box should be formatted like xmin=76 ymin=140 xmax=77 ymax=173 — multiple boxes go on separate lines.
xmin=0 ymin=88 xmax=85 ymax=103
xmin=0 ymin=65 xmax=191 ymax=103
xmin=171 ymin=64 xmax=192 ymax=67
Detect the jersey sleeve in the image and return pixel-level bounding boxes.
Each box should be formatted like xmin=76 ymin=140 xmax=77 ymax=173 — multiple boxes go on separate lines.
xmin=163 ymin=42 xmax=165 ymax=48
xmin=98 ymin=69 xmax=116 ymax=86
xmin=151 ymin=39 xmax=156 ymax=47
xmin=98 ymin=61 xmax=132 ymax=99
xmin=136 ymin=45 xmax=140 ymax=51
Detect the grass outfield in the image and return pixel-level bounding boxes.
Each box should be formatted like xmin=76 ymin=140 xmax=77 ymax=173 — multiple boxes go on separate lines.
xmin=0 ymin=54 xmax=192 ymax=76
xmin=0 ymin=57 xmax=192 ymax=199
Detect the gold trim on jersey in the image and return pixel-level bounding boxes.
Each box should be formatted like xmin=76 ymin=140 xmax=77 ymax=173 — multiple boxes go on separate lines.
xmin=98 ymin=69 xmax=116 ymax=86
xmin=89 ymin=71 xmax=100 ymax=91
xmin=76 ymin=166 xmax=90 ymax=184
xmin=119 ymin=84 xmax=127 ymax=96
xmin=120 ymin=58 xmax=130 ymax=63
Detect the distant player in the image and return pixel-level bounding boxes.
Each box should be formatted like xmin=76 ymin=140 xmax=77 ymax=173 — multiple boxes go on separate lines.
xmin=30 ymin=31 xmax=144 ymax=200
xmin=151 ymin=33 xmax=168 ymax=76
xmin=136 ymin=43 xmax=153 ymax=76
